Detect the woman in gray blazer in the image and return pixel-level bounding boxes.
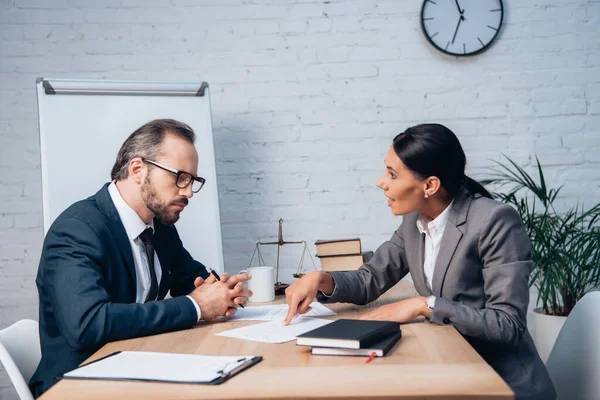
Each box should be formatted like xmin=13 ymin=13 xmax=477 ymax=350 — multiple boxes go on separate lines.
xmin=284 ymin=124 xmax=556 ymax=400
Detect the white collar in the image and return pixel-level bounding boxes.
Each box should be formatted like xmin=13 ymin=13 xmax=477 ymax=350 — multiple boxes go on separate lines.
xmin=108 ymin=181 xmax=154 ymax=241
xmin=416 ymin=199 xmax=454 ymax=236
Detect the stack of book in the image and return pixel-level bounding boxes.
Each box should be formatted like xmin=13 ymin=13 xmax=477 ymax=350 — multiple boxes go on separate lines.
xmin=315 ymin=238 xmax=373 ymax=272
xmin=296 ymin=319 xmax=401 ymax=357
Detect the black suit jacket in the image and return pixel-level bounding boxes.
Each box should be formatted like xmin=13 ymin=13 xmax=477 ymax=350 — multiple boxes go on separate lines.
xmin=30 ymin=183 xmax=209 ymax=397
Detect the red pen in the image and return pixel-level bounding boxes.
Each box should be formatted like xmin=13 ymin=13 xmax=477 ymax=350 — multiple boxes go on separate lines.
xmin=365 ymin=352 xmax=376 ymax=364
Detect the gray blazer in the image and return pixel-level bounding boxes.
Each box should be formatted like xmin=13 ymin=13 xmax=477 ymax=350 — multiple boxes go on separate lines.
xmin=322 ymin=188 xmax=556 ymax=400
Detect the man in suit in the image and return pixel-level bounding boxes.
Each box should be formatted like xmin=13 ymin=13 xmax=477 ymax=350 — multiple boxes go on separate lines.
xmin=30 ymin=119 xmax=251 ymax=397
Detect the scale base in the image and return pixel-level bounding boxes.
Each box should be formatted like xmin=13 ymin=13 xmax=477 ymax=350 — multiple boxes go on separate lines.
xmin=274 ymin=282 xmax=290 ymax=296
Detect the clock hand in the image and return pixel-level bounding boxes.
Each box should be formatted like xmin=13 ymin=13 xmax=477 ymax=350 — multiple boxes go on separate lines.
xmin=454 ymin=0 xmax=464 ymax=14
xmin=452 ymin=15 xmax=464 ymax=44
xmin=451 ymin=15 xmax=463 ymax=44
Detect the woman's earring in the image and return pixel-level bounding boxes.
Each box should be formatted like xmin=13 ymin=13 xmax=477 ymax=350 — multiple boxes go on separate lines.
xmin=424 ymin=193 xmax=429 ymax=199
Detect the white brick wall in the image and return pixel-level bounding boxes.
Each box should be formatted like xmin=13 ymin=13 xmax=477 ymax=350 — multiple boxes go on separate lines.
xmin=1 ymin=0 xmax=599 ymax=397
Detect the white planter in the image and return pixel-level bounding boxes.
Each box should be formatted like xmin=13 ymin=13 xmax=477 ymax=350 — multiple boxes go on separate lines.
xmin=530 ymin=308 xmax=567 ymax=363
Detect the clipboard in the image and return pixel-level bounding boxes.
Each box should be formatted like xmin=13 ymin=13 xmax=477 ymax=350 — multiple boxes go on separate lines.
xmin=59 ymin=351 xmax=263 ymax=385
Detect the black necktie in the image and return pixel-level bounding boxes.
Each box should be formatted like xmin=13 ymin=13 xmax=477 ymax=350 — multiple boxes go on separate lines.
xmin=139 ymin=228 xmax=158 ymax=302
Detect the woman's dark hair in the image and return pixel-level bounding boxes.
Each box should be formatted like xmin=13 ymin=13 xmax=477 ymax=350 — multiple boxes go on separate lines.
xmin=392 ymin=123 xmax=492 ymax=199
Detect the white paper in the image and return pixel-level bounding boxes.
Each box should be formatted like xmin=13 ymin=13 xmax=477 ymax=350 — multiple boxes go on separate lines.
xmin=228 ymin=302 xmax=336 ymax=321
xmin=63 ymin=351 xmax=256 ymax=383
xmin=217 ymin=317 xmax=333 ymax=343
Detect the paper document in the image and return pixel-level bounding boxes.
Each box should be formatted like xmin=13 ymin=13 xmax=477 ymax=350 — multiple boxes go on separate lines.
xmin=62 ymin=351 xmax=261 ymax=384
xmin=229 ymin=302 xmax=336 ymax=321
xmin=217 ymin=317 xmax=333 ymax=343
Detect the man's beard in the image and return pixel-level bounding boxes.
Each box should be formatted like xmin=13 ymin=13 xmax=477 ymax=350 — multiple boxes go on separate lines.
xmin=141 ymin=175 xmax=187 ymax=226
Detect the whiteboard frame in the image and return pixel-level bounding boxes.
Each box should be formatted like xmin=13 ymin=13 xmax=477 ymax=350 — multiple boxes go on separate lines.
xmin=36 ymin=78 xmax=224 ymax=273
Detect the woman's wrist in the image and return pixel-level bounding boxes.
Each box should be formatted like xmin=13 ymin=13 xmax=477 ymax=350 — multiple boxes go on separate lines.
xmin=316 ymin=272 xmax=334 ymax=296
xmin=420 ymin=296 xmax=433 ymax=318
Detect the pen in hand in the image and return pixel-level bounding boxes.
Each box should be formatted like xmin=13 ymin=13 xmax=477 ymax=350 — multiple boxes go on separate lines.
xmin=209 ymin=269 xmax=245 ymax=308
xmin=209 ymin=269 xmax=221 ymax=281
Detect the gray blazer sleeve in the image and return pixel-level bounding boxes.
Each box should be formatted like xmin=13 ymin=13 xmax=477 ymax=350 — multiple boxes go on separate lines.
xmin=320 ymin=224 xmax=410 ymax=304
xmin=430 ymin=204 xmax=531 ymax=346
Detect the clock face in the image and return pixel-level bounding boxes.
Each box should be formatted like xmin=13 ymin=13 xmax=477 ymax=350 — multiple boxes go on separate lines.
xmin=421 ymin=0 xmax=504 ymax=56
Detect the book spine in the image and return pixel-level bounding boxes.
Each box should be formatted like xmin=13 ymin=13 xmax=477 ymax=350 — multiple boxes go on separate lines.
xmin=314 ymin=238 xmax=360 ymax=245
xmin=316 ymin=253 xmax=362 ymax=258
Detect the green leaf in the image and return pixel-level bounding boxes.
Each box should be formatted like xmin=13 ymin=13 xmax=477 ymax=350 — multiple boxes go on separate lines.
xmin=483 ymin=155 xmax=600 ymax=316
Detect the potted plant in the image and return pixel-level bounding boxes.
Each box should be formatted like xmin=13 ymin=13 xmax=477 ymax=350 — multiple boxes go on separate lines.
xmin=481 ymin=156 xmax=600 ymax=361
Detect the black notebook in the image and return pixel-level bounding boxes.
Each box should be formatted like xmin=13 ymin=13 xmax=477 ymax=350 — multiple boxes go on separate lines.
xmin=296 ymin=319 xmax=400 ymax=349
xmin=311 ymin=331 xmax=401 ymax=357
xmin=60 ymin=351 xmax=262 ymax=385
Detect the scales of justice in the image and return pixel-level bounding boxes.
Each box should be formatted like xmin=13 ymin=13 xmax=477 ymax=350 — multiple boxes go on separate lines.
xmin=247 ymin=218 xmax=318 ymax=295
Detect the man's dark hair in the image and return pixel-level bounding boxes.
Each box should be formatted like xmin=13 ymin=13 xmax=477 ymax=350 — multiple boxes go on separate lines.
xmin=110 ymin=119 xmax=195 ymax=181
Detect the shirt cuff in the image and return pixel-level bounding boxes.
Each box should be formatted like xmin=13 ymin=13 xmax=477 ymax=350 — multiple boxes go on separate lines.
xmin=425 ymin=295 xmax=436 ymax=322
xmin=186 ymin=295 xmax=202 ymax=322
xmin=316 ymin=273 xmax=338 ymax=302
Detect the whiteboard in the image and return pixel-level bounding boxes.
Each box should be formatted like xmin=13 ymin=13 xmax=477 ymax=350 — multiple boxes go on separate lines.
xmin=36 ymin=78 xmax=224 ymax=273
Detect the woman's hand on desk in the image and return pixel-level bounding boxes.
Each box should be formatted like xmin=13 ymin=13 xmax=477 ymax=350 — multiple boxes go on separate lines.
xmin=359 ymin=297 xmax=431 ymax=323
xmin=283 ymin=272 xmax=334 ymax=325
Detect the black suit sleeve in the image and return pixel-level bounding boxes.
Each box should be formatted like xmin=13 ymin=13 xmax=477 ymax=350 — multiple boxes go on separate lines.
xmin=159 ymin=224 xmax=210 ymax=297
xmin=42 ymin=217 xmax=198 ymax=352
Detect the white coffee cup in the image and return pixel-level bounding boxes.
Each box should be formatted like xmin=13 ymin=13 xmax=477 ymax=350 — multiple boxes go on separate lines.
xmin=240 ymin=266 xmax=275 ymax=303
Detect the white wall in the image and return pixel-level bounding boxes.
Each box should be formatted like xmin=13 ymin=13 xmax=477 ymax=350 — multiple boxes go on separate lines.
xmin=1 ymin=0 xmax=599 ymax=397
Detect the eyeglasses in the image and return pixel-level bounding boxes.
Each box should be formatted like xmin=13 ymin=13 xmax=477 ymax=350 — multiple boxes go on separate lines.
xmin=142 ymin=159 xmax=206 ymax=193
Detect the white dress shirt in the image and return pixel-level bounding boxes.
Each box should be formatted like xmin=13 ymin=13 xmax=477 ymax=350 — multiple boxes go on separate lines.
xmin=108 ymin=182 xmax=201 ymax=321
xmin=416 ymin=200 xmax=454 ymax=292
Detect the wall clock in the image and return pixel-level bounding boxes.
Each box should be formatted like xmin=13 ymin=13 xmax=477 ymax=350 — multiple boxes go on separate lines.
xmin=421 ymin=0 xmax=504 ymax=56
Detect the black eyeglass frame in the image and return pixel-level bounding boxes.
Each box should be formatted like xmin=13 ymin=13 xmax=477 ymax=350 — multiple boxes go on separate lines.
xmin=141 ymin=158 xmax=206 ymax=193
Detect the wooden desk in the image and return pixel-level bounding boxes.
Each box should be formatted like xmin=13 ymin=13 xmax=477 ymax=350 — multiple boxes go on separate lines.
xmin=40 ymin=282 xmax=512 ymax=400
